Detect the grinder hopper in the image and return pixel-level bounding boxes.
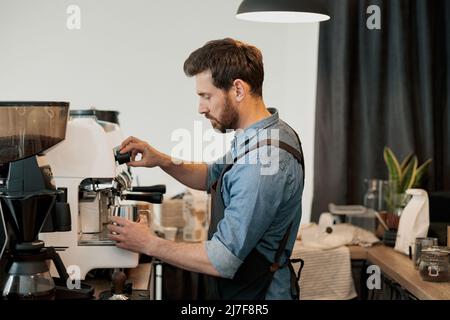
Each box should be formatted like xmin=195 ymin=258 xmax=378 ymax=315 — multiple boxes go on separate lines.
xmin=0 ymin=101 xmax=69 ymax=164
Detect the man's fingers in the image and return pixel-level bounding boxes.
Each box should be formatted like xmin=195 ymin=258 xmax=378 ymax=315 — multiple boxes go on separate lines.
xmin=108 ymin=232 xmax=123 ymax=242
xmin=120 ymin=136 xmax=139 ymax=150
xmin=110 ymin=216 xmax=129 ymax=226
xmin=131 ymin=150 xmax=138 ymax=162
xmin=115 ymin=241 xmax=130 ymax=250
xmin=127 ymin=159 xmax=147 ymax=167
xmin=107 ymin=223 xmax=122 ymax=234
xmin=120 ymin=142 xmax=143 ymax=155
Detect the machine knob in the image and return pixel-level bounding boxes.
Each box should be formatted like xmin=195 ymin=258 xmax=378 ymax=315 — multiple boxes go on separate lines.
xmin=114 ymin=147 xmax=131 ymax=165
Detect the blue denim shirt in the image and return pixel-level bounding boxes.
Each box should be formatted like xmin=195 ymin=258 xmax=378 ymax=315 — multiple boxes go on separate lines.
xmin=205 ymin=108 xmax=304 ymax=300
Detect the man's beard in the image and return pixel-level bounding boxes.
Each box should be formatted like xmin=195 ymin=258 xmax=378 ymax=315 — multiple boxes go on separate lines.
xmin=209 ymin=96 xmax=239 ymax=133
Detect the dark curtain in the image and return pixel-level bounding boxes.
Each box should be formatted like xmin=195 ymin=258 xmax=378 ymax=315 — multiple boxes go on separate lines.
xmin=311 ymin=0 xmax=450 ymax=221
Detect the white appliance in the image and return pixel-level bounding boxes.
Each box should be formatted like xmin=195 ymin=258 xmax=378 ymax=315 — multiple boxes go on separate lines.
xmin=395 ymin=189 xmax=430 ymax=255
xmin=40 ymin=110 xmax=164 ymax=280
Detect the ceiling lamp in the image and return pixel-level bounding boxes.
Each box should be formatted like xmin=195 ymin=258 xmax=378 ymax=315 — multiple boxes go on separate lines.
xmin=236 ymin=0 xmax=330 ymax=23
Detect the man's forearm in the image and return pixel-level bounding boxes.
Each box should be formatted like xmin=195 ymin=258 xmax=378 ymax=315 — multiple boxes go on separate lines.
xmin=158 ymin=153 xmax=208 ymax=191
xmin=148 ymin=237 xmax=220 ymax=277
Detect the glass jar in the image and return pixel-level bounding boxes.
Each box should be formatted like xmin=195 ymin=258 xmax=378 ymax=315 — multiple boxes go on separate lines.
xmin=414 ymin=237 xmax=438 ymax=269
xmin=363 ymin=179 xmax=379 ymax=210
xmin=418 ymin=247 xmax=449 ymax=282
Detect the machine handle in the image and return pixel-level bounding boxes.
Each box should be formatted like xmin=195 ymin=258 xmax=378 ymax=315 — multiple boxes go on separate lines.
xmin=123 ymin=192 xmax=163 ymax=204
xmin=45 ymin=247 xmax=70 ymax=283
xmin=131 ymin=185 xmax=166 ymax=194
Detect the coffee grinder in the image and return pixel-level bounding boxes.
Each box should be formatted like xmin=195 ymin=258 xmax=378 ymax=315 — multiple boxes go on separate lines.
xmin=0 ymin=101 xmax=93 ymax=299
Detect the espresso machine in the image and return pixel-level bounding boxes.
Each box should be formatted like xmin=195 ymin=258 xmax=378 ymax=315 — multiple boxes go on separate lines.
xmin=0 ymin=101 xmax=93 ymax=300
xmin=41 ymin=109 xmax=165 ymax=281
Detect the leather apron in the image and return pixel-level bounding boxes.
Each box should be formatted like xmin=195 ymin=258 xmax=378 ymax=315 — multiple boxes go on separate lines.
xmin=204 ymin=133 xmax=305 ymax=300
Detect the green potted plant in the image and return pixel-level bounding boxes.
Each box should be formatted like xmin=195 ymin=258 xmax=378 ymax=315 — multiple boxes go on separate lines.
xmin=383 ymin=147 xmax=432 ymax=229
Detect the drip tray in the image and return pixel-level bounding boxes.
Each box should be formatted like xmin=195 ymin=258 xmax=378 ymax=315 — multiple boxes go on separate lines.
xmin=98 ymin=289 xmax=151 ymax=300
xmin=78 ymin=232 xmax=115 ymax=246
xmin=54 ymin=278 xmax=95 ymax=300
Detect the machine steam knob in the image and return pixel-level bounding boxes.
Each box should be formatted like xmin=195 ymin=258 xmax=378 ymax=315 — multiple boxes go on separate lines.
xmin=114 ymin=146 xmax=131 ymax=165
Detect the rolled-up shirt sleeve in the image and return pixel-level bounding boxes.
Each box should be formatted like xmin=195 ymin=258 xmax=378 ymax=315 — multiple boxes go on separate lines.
xmin=205 ymin=236 xmax=243 ymax=279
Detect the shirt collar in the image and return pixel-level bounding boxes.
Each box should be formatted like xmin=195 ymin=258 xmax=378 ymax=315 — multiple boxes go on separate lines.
xmin=231 ymin=107 xmax=279 ymax=156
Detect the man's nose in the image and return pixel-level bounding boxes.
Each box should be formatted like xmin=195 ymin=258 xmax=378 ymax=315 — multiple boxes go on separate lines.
xmin=198 ymin=103 xmax=208 ymax=115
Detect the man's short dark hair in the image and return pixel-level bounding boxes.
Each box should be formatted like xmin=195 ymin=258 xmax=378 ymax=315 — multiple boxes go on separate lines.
xmin=183 ymin=38 xmax=264 ymax=97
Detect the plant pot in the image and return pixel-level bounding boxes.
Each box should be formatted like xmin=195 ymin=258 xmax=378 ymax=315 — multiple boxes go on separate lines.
xmin=385 ymin=212 xmax=401 ymax=230
xmin=385 ymin=189 xmax=409 ymax=230
xmin=382 ymin=229 xmax=398 ymax=247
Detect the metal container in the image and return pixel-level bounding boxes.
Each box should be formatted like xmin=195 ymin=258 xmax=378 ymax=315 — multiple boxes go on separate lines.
xmin=111 ymin=205 xmax=140 ymax=223
xmin=414 ymin=237 xmax=438 ymax=269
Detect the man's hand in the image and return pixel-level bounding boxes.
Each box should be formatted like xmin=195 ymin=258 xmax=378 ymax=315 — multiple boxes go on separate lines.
xmin=107 ymin=217 xmax=220 ymax=277
xmin=107 ymin=216 xmax=155 ymax=254
xmin=119 ymin=136 xmax=164 ymax=168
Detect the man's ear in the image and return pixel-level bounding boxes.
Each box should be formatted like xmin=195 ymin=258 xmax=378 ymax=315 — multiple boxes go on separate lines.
xmin=232 ymin=79 xmax=246 ymax=102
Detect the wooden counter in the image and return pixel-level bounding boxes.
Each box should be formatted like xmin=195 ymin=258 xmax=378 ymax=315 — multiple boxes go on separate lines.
xmin=367 ymin=245 xmax=450 ymax=300
xmin=293 ymin=243 xmax=369 ymax=260
xmin=348 ymin=245 xmax=369 ymax=260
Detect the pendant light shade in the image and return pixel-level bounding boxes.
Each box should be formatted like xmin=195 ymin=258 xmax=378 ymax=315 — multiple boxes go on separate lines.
xmin=236 ymin=0 xmax=330 ymax=23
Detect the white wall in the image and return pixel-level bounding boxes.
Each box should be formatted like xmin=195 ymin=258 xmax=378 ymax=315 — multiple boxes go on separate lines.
xmin=0 ymin=0 xmax=319 ymax=222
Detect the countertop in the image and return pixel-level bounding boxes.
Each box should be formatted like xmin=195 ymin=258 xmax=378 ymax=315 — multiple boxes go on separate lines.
xmin=294 ymin=242 xmax=450 ymax=300
xmin=366 ymin=245 xmax=450 ymax=300
xmin=84 ymin=244 xmax=449 ymax=300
